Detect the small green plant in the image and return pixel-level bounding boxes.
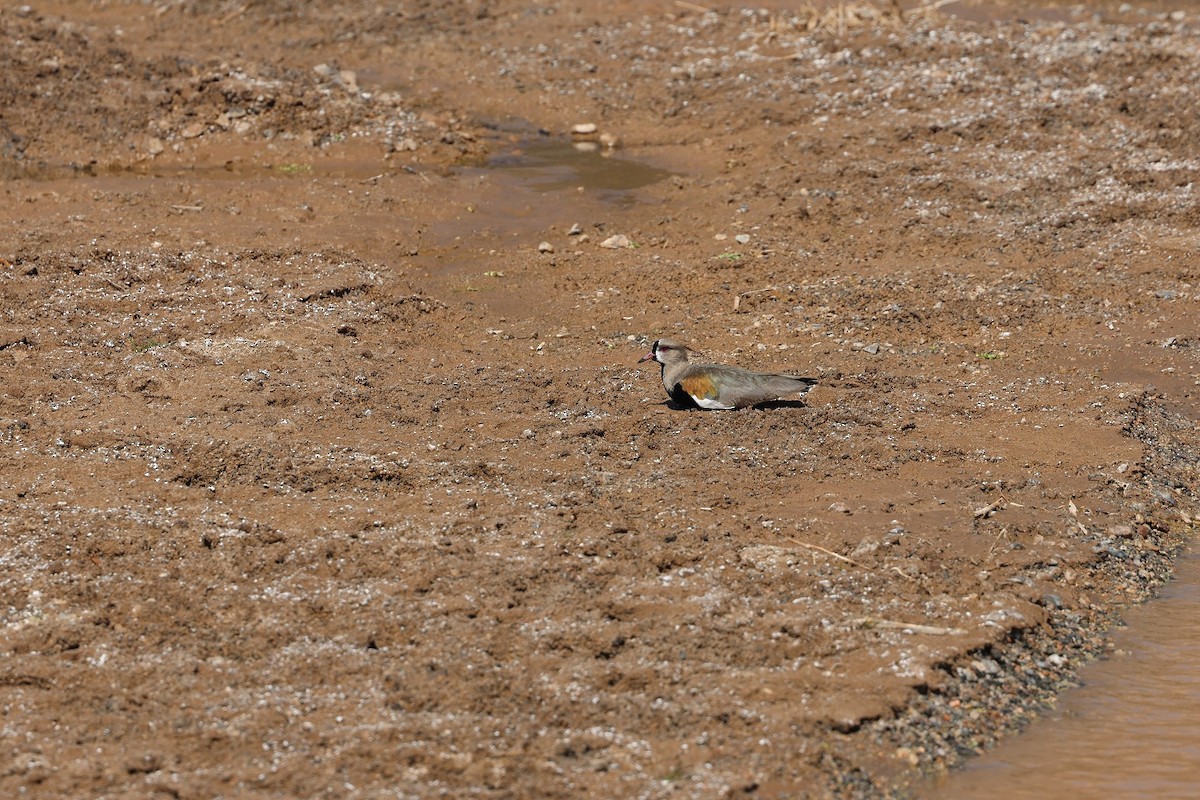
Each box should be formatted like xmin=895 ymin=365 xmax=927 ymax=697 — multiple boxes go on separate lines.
xmin=977 ymin=351 xmax=1002 ymax=360
xmin=126 ymin=335 xmax=168 ymax=352
xmin=276 ymin=163 xmax=312 ymax=176
xmin=661 ymin=764 xmax=687 ymax=783
xmin=714 ymin=251 xmax=742 ymax=262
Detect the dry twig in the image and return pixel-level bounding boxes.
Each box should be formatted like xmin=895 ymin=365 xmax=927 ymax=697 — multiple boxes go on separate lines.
xmin=785 ymin=536 xmax=858 ymax=566
xmin=973 ymin=494 xmax=1025 ymax=519
xmin=733 ymin=285 xmax=781 ymax=312
xmin=973 ymin=498 xmax=1005 ymax=518
xmin=850 ymin=617 xmax=967 ymax=636
xmin=986 ymin=525 xmax=1010 ymax=559
xmin=218 ymin=5 xmax=247 ymax=24
xmin=783 ymin=537 xmax=922 ymax=584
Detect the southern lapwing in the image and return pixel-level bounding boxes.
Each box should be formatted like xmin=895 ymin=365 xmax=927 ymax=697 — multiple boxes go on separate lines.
xmin=639 ymin=338 xmax=817 ymax=410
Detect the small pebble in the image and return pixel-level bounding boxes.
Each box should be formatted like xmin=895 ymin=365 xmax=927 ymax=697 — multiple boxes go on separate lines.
xmin=538 ymin=241 xmax=554 ymax=253
xmin=1039 ymin=593 xmax=1063 ymax=609
xmin=971 ymin=658 xmax=1001 ymax=676
xmin=600 ymin=234 xmax=632 ymax=249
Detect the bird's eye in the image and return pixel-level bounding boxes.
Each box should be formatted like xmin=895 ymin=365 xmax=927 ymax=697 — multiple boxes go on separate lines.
xmin=656 ymin=342 xmax=669 ymax=351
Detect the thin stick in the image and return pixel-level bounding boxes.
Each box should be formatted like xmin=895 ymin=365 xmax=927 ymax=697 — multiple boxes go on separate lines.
xmin=739 ymin=285 xmax=782 ymax=296
xmin=784 ymin=537 xmax=859 ymax=566
xmin=974 ymin=498 xmax=1003 ymax=518
xmin=783 ymin=537 xmax=921 ymax=584
xmin=986 ymin=525 xmax=1009 ymax=559
xmin=1067 ymin=498 xmax=1088 ymax=534
xmin=674 ymin=0 xmax=713 ymax=13
xmin=218 ymin=6 xmax=247 ymax=24
xmin=734 ymin=284 xmax=783 ymax=311
xmin=850 ymin=617 xmax=967 ymax=636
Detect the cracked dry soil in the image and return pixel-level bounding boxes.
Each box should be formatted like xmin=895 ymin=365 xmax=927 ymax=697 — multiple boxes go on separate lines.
xmin=1 ymin=1 xmax=1199 ymax=798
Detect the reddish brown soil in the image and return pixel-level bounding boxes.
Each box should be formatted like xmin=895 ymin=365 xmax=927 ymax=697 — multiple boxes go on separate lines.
xmin=1 ymin=1 xmax=1198 ymax=798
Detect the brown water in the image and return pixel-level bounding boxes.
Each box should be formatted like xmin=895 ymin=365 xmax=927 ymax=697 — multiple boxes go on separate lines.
xmin=482 ymin=136 xmax=674 ymax=203
xmin=415 ymin=132 xmax=675 ymax=276
xmin=925 ymin=540 xmax=1200 ymax=799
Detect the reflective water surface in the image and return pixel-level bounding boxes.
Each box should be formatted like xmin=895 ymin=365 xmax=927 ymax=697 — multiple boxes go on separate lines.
xmin=925 ymin=541 xmax=1200 ymax=799
xmin=483 ymin=136 xmax=674 ymax=203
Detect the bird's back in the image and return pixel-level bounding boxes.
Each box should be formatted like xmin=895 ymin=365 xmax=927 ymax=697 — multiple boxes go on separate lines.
xmin=677 ymin=363 xmax=816 ymax=407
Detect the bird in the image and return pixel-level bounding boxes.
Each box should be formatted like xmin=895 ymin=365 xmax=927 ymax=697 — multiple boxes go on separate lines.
xmin=638 ymin=338 xmax=817 ymax=410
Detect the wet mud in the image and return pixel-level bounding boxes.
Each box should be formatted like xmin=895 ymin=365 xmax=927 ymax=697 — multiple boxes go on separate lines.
xmin=1 ymin=1 xmax=1198 ymax=798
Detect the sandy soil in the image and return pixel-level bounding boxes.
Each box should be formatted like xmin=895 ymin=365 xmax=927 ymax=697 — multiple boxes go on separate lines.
xmin=1 ymin=1 xmax=1198 ymax=797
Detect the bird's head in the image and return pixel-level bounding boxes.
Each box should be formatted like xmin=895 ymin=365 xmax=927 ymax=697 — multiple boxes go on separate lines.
xmin=638 ymin=338 xmax=692 ymax=366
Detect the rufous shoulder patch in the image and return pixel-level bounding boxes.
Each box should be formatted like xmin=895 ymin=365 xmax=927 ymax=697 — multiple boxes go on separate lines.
xmin=680 ymin=374 xmax=718 ymax=401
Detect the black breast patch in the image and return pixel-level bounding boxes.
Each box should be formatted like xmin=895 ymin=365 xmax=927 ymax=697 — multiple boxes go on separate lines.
xmin=669 ymin=383 xmax=700 ymax=409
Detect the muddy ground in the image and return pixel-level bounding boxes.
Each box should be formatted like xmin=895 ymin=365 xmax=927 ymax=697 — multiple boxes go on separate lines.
xmin=1 ymin=1 xmax=1199 ymax=798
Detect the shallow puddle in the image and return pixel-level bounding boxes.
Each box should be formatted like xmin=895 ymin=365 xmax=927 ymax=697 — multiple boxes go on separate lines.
xmin=480 ymin=135 xmax=674 ymax=204
xmin=415 ymin=131 xmax=676 ymax=273
xmin=924 ymin=539 xmax=1200 ymax=799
